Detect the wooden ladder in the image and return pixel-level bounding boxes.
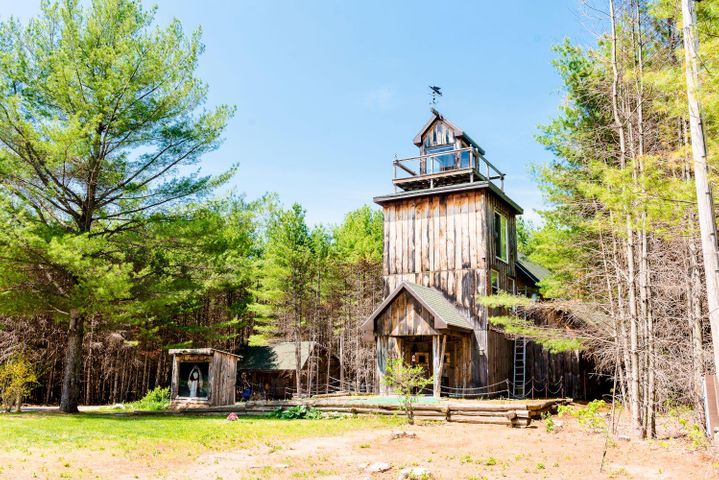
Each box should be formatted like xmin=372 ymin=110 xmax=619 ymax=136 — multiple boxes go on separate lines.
xmin=512 ymin=337 xmax=527 ymax=398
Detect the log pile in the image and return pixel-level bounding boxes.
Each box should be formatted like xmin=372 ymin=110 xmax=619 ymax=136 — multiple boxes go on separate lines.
xmin=166 ymin=397 xmax=570 ymax=428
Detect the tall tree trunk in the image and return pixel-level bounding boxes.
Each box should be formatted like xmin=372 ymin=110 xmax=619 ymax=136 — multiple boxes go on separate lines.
xmin=610 ymin=0 xmax=642 ymax=437
xmin=682 ymin=0 xmax=719 ymax=375
xmin=295 ymin=297 xmax=302 ymax=396
xmin=60 ymin=310 xmax=84 ymax=413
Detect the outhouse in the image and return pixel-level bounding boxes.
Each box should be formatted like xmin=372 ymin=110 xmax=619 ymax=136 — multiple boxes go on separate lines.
xmin=168 ymin=348 xmax=241 ymax=407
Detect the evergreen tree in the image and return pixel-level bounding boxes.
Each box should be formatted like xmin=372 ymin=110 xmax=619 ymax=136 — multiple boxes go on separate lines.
xmin=0 ymin=0 xmax=233 ymax=412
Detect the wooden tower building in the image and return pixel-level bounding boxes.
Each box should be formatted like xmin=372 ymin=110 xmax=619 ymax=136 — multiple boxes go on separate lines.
xmin=362 ymin=109 xmax=554 ymax=397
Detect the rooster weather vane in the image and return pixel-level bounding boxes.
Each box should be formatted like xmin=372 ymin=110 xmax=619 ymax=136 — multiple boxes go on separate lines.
xmin=429 ymin=85 xmax=442 ymax=106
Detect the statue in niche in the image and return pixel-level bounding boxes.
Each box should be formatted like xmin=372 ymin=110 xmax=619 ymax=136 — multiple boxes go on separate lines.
xmin=188 ymin=365 xmax=204 ymax=397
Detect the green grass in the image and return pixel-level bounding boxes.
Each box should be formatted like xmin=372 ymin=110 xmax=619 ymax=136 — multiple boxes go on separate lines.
xmin=0 ymin=412 xmax=401 ymax=456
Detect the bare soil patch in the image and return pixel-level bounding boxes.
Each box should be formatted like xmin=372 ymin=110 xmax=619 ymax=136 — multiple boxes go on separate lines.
xmin=1 ymin=411 xmax=716 ymax=479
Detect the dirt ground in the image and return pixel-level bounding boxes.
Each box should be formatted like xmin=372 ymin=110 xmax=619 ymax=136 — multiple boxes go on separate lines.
xmin=188 ymin=420 xmax=718 ymax=480
xmin=5 ymin=412 xmax=717 ymax=480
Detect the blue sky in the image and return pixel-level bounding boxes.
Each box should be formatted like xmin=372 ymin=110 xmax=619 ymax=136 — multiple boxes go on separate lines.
xmin=1 ymin=1 xmax=597 ymax=226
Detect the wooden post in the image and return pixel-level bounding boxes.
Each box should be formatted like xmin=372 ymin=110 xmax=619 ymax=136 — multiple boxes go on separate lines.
xmin=531 ymin=377 xmax=534 ymax=400
xmin=432 ymin=335 xmax=447 ymax=398
xmin=376 ymin=336 xmax=386 ymax=395
xmin=682 ymin=0 xmax=719 ymax=378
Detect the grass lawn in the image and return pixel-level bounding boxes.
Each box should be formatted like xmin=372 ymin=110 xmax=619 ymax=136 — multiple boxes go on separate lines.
xmin=0 ymin=412 xmax=402 ymax=479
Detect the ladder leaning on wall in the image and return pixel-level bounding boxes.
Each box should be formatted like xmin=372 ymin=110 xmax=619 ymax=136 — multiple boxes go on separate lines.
xmin=513 ymin=337 xmax=527 ymax=398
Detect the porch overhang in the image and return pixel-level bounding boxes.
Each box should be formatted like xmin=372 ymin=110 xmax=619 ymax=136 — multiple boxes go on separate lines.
xmin=361 ymin=282 xmax=473 ymax=341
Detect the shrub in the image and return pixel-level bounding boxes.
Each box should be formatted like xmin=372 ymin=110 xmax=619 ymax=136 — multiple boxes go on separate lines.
xmin=127 ymin=386 xmax=170 ymax=411
xmin=677 ymin=417 xmax=709 ymax=449
xmin=542 ymin=411 xmax=555 ymax=433
xmin=0 ymin=355 xmax=37 ymax=412
xmin=270 ymin=405 xmax=322 ymax=419
xmin=382 ymin=357 xmax=433 ymax=425
xmin=559 ymin=400 xmax=606 ymax=432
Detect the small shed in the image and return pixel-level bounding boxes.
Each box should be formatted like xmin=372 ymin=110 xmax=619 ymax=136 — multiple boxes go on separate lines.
xmin=168 ymin=348 xmax=241 ymax=407
xmin=237 ymin=341 xmax=339 ymax=399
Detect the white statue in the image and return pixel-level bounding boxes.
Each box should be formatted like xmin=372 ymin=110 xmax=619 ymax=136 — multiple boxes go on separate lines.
xmin=188 ymin=365 xmax=203 ymax=397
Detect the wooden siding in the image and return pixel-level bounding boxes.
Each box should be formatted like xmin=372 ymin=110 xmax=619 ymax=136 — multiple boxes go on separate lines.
xmin=380 ymin=187 xmax=519 ymax=386
xmin=487 ymin=329 xmax=514 ymax=387
xmin=420 ymin=120 xmax=457 ymax=152
xmin=382 ymin=189 xmax=497 ymax=316
xmin=170 ymin=351 xmax=237 ymax=407
xmin=486 ymin=192 xmax=518 ymax=295
xmin=524 ymin=341 xmax=602 ymax=399
xmin=375 ymin=290 xmax=438 ymax=337
xmin=211 ymin=351 xmax=237 ymax=406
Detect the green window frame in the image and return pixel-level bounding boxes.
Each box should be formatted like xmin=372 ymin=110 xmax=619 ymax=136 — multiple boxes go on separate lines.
xmin=494 ymin=211 xmax=509 ymax=262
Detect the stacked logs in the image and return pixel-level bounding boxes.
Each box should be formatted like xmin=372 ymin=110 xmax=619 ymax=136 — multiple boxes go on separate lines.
xmin=168 ymin=398 xmax=568 ymax=427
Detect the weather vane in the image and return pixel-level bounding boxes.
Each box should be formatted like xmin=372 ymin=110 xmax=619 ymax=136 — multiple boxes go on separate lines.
xmin=429 ymin=85 xmax=442 ymax=106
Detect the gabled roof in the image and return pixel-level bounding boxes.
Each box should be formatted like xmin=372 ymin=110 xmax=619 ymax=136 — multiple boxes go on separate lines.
xmin=517 ymin=254 xmax=550 ymax=284
xmin=237 ymin=341 xmax=316 ymax=371
xmin=362 ymin=282 xmax=473 ymax=333
xmin=412 ymin=108 xmax=486 ymax=155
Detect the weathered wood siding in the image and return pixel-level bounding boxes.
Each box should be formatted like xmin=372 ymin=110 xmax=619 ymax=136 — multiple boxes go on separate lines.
xmin=487 ymin=329 xmax=514 ymax=387
xmin=375 ymin=290 xmax=438 ymax=336
xmin=383 ymin=190 xmax=495 ymax=312
xmin=486 ymin=191 xmax=518 ymax=293
xmin=381 ymin=187 xmax=518 ymax=386
xmin=524 ymin=342 xmax=603 ymax=399
xmin=211 ymin=351 xmax=237 ymax=406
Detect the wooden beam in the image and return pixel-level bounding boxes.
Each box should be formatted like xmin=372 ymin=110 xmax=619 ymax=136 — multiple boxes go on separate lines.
xmin=394 ymin=161 xmax=418 ymax=176
xmin=433 ymin=334 xmax=447 ymax=398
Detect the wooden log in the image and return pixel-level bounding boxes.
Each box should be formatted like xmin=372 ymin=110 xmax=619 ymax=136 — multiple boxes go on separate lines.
xmin=449 ymin=414 xmax=513 ymax=425
xmin=447 ymin=410 xmax=525 ymax=418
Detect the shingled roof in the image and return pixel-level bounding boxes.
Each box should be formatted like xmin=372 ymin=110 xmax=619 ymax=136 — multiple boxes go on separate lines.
xmin=237 ymin=341 xmax=316 ymax=371
xmin=362 ymin=281 xmax=473 ymax=332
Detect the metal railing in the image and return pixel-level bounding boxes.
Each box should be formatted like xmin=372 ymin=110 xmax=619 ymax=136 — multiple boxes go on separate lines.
xmin=393 ymin=147 xmax=506 ymax=191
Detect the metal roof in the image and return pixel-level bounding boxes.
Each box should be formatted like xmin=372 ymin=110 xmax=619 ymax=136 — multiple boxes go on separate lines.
xmin=237 ymin=341 xmax=316 ymax=371
xmin=517 ymin=254 xmax=550 ymax=283
xmin=362 ymin=282 xmax=473 ymax=333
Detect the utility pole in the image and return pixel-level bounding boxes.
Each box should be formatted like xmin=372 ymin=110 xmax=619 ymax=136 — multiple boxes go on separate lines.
xmin=682 ymin=0 xmax=719 ymax=375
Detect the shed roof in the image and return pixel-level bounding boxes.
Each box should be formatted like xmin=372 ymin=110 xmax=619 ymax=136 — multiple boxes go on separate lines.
xmin=362 ymin=282 xmax=473 ymax=333
xmin=168 ymin=348 xmax=241 ymax=358
xmin=517 ymin=255 xmax=550 ymax=284
xmin=237 ymin=341 xmax=317 ymax=371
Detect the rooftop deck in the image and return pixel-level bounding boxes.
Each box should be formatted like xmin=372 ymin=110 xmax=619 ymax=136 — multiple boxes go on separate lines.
xmin=393 ymin=146 xmax=506 ymax=192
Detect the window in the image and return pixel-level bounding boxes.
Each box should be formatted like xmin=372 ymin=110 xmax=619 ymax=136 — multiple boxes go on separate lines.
xmin=491 ymin=269 xmax=500 ymax=294
xmin=426 ymin=145 xmax=455 ymax=172
xmin=508 ymin=277 xmax=516 ymax=295
xmin=494 ymin=211 xmax=508 ymax=262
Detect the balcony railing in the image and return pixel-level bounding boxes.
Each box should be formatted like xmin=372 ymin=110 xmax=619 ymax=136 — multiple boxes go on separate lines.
xmin=392 ymin=147 xmax=505 ymax=191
